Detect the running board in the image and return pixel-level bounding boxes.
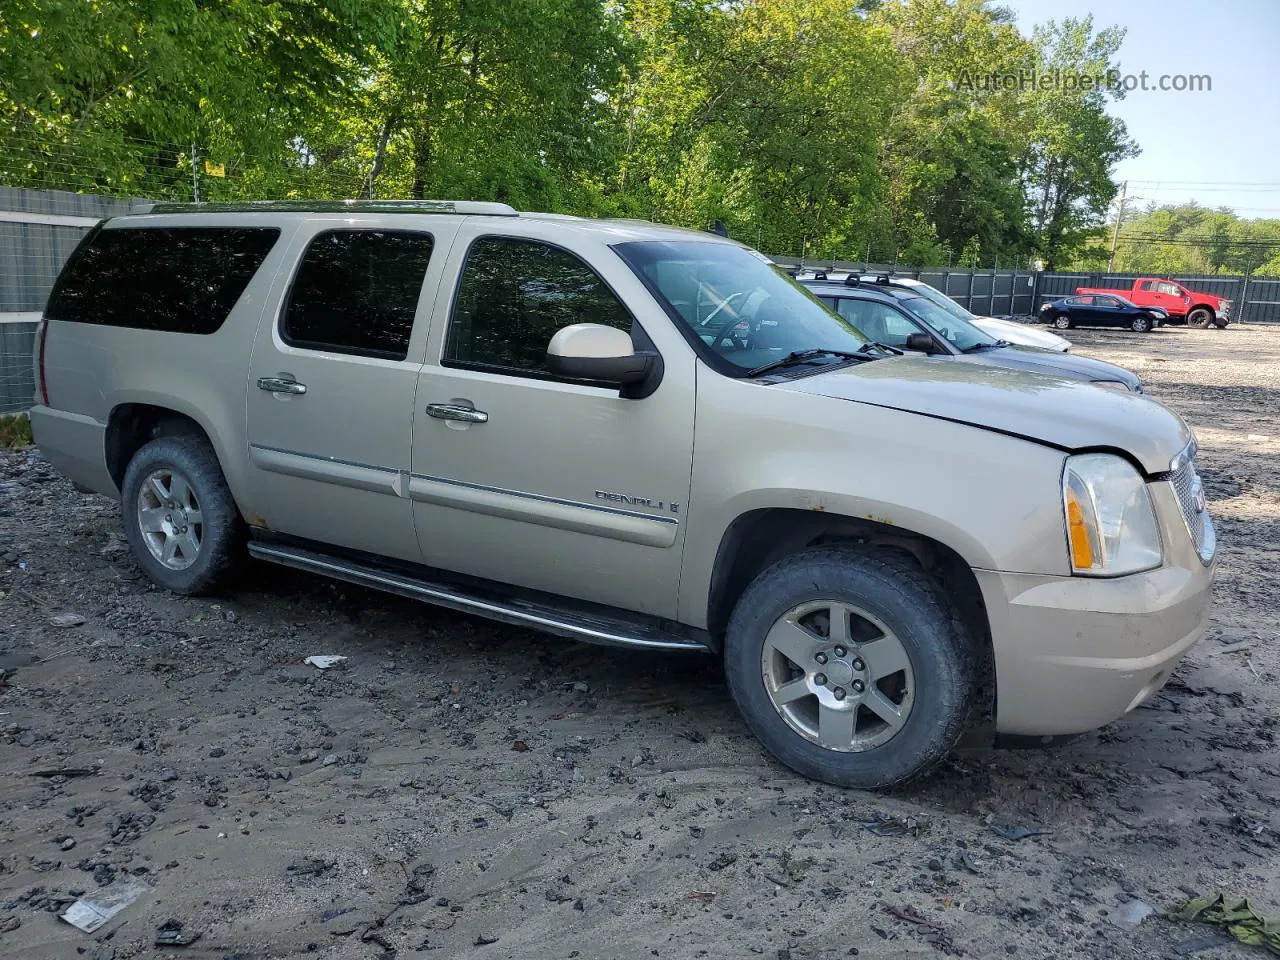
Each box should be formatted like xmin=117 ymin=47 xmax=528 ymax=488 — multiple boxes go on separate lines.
xmin=247 ymin=542 xmax=711 ymax=653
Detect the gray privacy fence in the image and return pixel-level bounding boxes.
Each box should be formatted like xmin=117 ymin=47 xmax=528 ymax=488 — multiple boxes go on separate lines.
xmin=1033 ymin=272 xmax=1280 ymax=323
xmin=774 ymin=256 xmax=1280 ymax=324
xmin=2 ymin=187 xmax=1279 ymax=414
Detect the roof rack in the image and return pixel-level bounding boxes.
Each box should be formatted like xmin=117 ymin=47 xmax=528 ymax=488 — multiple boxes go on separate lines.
xmin=128 ymin=199 xmax=519 ymax=217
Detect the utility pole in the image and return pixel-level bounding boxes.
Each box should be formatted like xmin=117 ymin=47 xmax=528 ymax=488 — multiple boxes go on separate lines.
xmin=1107 ymin=180 xmax=1127 ymax=273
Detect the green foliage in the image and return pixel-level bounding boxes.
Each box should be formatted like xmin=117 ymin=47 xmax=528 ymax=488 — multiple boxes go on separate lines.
xmin=1081 ymin=204 xmax=1280 ymax=277
xmin=0 ymin=413 xmax=32 ymax=448
xmin=0 ymin=0 xmax=1149 ymax=266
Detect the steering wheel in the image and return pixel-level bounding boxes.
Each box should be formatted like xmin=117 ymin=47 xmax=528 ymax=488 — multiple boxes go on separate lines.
xmin=702 ymin=293 xmax=751 ymax=348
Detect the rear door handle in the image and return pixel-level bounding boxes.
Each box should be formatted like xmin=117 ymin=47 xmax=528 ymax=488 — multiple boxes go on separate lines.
xmin=258 ymin=376 xmax=307 ymax=395
xmin=426 ymin=402 xmax=487 ymax=424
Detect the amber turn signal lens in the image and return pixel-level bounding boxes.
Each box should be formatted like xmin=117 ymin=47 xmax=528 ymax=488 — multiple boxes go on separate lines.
xmin=1065 ymin=488 xmax=1095 ymax=570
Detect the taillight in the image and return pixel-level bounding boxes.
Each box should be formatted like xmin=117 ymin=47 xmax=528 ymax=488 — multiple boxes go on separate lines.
xmin=36 ymin=317 xmax=50 ymax=405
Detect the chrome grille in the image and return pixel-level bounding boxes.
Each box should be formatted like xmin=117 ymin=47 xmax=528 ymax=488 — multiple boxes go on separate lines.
xmin=1168 ymin=447 xmax=1216 ymax=564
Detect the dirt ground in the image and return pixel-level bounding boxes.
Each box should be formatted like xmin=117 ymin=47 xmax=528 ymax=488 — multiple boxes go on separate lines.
xmin=2 ymin=322 xmax=1278 ymax=960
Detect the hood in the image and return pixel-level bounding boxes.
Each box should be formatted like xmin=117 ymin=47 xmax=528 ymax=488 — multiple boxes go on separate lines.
xmin=952 ymin=344 xmax=1142 ymax=389
xmin=783 ymin=356 xmax=1189 ymax=473
xmin=1190 ymin=291 xmax=1227 ymax=307
xmin=971 ymin=316 xmax=1070 ymax=352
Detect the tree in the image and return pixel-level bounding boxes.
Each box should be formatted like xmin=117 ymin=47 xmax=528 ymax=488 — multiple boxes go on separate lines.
xmin=1018 ymin=16 xmax=1138 ymax=269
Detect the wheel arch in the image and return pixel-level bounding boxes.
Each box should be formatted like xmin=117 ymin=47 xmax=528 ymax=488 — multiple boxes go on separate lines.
xmin=706 ymin=508 xmax=997 ymax=730
xmin=103 ymin=402 xmax=252 ymax=526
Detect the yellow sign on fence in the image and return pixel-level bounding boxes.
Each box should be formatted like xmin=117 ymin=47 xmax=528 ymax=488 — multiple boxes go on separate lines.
xmin=203 ymin=160 xmax=226 ymax=178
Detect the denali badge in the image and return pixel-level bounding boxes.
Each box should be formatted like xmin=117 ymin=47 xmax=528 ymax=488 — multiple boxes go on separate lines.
xmin=595 ymin=490 xmax=680 ymax=513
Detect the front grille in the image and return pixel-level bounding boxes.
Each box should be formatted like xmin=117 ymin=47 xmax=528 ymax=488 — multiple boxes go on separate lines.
xmin=1168 ymin=447 xmax=1216 ymax=564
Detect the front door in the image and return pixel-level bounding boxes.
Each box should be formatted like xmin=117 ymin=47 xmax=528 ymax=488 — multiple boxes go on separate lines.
xmin=246 ymin=220 xmax=458 ymax=562
xmin=408 ymin=222 xmax=696 ymax=618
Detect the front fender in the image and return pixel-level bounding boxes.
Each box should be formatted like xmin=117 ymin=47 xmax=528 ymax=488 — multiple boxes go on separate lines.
xmin=677 ymin=377 xmax=1070 ymax=627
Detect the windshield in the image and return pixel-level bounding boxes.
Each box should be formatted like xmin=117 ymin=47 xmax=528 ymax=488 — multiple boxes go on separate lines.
xmin=614 ymin=241 xmax=870 ymax=373
xmin=893 ymin=295 xmax=996 ymax=351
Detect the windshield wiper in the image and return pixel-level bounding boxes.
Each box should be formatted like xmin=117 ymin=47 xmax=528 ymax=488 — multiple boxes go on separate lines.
xmin=862 ymin=341 xmax=904 ymax=356
xmin=961 ymin=341 xmax=1006 ymax=353
xmin=745 ymin=348 xmax=870 ymax=378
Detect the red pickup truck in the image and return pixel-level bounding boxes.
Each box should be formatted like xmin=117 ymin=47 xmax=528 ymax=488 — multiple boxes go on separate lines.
xmin=1075 ymin=278 xmax=1231 ymax=328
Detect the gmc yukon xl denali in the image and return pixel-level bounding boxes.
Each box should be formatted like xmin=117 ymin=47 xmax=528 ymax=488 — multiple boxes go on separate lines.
xmin=30 ymin=200 xmax=1217 ymax=789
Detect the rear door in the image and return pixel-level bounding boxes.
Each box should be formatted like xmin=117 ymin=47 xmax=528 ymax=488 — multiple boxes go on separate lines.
xmin=245 ymin=218 xmax=461 ymax=562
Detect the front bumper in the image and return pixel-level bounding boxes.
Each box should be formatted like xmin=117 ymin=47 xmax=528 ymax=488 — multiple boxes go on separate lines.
xmin=978 ymin=482 xmax=1215 ymax=736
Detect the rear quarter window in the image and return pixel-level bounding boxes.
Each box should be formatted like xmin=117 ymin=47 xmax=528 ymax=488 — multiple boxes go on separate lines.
xmin=45 ymin=226 xmax=281 ymax=334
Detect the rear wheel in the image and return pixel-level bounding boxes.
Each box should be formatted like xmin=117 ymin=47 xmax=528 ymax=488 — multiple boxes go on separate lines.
xmin=121 ymin=435 xmax=245 ymax=595
xmin=1052 ymin=314 xmax=1073 ymax=330
xmin=724 ymin=545 xmax=975 ymax=789
xmin=1187 ymin=307 xmax=1214 ymax=328
xmin=1130 ymin=315 xmax=1153 ymax=333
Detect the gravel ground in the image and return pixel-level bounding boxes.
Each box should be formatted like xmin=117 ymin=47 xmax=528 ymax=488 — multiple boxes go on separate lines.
xmin=1 ymin=323 xmax=1277 ymax=960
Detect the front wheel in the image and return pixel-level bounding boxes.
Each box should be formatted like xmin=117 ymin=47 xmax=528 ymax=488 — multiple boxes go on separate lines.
xmin=724 ymin=546 xmax=975 ymax=789
xmin=1187 ymin=307 xmax=1214 ymax=328
xmin=1052 ymin=314 xmax=1073 ymax=330
xmin=1130 ymin=315 xmax=1153 ymax=333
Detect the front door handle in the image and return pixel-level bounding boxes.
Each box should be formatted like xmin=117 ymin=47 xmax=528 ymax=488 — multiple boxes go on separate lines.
xmin=258 ymin=376 xmax=307 ymax=395
xmin=426 ymin=402 xmax=488 ymax=424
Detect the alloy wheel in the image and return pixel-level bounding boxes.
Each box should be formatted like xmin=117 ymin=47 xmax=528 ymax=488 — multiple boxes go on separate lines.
xmin=761 ymin=600 xmax=915 ymax=752
xmin=136 ymin=468 xmax=203 ymax=570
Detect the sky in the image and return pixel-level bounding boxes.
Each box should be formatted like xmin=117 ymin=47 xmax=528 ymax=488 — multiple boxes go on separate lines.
xmin=998 ymin=0 xmax=1280 ymax=220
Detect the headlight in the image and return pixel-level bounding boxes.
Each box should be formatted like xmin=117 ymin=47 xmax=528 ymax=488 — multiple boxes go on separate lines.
xmin=1063 ymin=453 xmax=1162 ymax=576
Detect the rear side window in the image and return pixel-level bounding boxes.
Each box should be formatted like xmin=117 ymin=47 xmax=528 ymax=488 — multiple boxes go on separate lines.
xmin=45 ymin=227 xmax=280 ymax=334
xmin=444 ymin=237 xmax=633 ymax=376
xmin=282 ymin=230 xmax=435 ymax=360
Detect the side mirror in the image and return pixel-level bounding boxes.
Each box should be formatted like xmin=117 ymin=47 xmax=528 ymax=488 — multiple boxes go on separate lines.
xmin=545 ymin=323 xmax=658 ymax=386
xmin=904 ymin=332 xmax=936 ymax=353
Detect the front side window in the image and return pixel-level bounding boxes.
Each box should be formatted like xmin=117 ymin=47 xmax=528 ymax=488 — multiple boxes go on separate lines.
xmin=283 ymin=230 xmax=435 ymax=360
xmin=833 ymin=299 xmax=919 ymax=349
xmin=445 ymin=237 xmax=633 ymax=376
xmin=894 ymin=296 xmax=993 ymax=351
xmin=46 ymin=226 xmax=280 ymax=334
xmin=1157 ymin=282 xmax=1182 ymax=296
xmin=615 ymin=241 xmax=868 ymax=374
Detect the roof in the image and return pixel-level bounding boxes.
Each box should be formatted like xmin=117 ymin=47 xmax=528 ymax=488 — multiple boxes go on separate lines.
xmin=118 ymin=199 xmax=739 ymax=246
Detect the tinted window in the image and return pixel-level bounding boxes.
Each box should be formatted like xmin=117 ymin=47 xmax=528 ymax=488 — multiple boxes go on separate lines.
xmin=445 ymin=237 xmax=632 ymax=374
xmin=46 ymin=226 xmax=279 ymax=334
xmin=1139 ymin=280 xmax=1156 ymax=292
xmin=283 ymin=230 xmax=435 ymax=360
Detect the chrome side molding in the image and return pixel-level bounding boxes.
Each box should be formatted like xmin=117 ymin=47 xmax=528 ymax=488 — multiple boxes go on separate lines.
xmin=247 ymin=541 xmax=710 ymax=653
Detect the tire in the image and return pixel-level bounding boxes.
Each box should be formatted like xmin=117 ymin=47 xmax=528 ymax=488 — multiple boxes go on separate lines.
xmin=1130 ymin=315 xmax=1153 ymax=333
xmin=1187 ymin=307 xmax=1214 ymax=328
xmin=121 ymin=435 xmax=245 ymax=595
xmin=723 ymin=545 xmax=975 ymax=790
xmin=1052 ymin=314 xmax=1072 ymax=330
